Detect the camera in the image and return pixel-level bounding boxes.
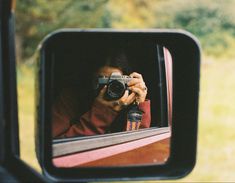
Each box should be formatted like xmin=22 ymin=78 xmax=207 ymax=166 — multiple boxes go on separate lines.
xmin=95 ymin=72 xmax=132 ymax=100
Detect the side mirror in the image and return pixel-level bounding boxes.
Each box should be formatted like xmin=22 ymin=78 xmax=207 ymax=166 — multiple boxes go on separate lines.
xmin=35 ymin=29 xmax=200 ymax=181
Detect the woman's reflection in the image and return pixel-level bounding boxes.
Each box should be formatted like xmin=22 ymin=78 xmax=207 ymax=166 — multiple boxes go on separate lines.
xmin=52 ymin=50 xmax=151 ymax=138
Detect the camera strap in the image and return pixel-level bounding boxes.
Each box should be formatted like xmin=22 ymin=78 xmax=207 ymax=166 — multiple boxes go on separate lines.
xmin=126 ymin=103 xmax=143 ymax=131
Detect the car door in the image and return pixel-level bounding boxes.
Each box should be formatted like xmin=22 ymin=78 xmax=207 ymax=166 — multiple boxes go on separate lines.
xmin=0 ymin=0 xmax=47 ymax=182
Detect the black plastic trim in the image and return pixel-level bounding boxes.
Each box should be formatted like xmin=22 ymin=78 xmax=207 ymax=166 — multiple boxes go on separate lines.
xmin=37 ymin=29 xmax=200 ymax=182
xmin=0 ymin=0 xmax=48 ymax=182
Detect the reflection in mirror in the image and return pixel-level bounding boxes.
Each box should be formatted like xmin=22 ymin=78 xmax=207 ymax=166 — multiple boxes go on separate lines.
xmin=44 ymin=38 xmax=172 ymax=167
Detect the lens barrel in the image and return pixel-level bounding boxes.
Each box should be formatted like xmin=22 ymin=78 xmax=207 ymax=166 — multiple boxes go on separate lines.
xmin=106 ymin=80 xmax=126 ymax=100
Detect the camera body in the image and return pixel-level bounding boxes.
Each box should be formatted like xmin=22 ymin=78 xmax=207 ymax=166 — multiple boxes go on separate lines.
xmin=97 ymin=72 xmax=132 ymax=100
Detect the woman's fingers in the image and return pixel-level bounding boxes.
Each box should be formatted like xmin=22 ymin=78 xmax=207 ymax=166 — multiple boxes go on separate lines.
xmin=129 ymin=72 xmax=143 ymax=79
xmin=130 ymin=87 xmax=142 ymax=95
xmin=124 ymin=92 xmax=136 ymax=104
xmin=129 ymin=86 xmax=147 ymax=103
xmin=128 ymin=72 xmax=147 ymax=91
xmin=120 ymin=90 xmax=129 ymax=100
xmin=128 ymin=79 xmax=147 ymax=91
xmin=119 ymin=91 xmax=135 ymax=106
xmin=128 ymin=78 xmax=141 ymax=86
xmin=99 ymin=85 xmax=107 ymax=96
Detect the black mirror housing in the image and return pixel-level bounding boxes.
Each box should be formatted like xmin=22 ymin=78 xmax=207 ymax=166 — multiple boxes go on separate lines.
xmin=35 ymin=29 xmax=200 ymax=182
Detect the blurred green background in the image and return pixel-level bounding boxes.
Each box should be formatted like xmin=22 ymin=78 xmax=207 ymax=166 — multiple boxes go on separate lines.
xmin=16 ymin=0 xmax=235 ymax=182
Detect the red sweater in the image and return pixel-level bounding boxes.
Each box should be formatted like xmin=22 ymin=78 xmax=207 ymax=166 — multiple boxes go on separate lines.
xmin=52 ymin=88 xmax=151 ymax=138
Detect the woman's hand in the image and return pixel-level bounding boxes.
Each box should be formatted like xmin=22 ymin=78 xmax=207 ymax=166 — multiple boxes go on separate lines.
xmin=95 ymin=72 xmax=147 ymax=111
xmin=95 ymin=86 xmax=136 ymax=112
xmin=128 ymin=72 xmax=147 ymax=103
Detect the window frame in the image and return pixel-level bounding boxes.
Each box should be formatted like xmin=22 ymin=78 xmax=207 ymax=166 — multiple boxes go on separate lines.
xmin=52 ymin=127 xmax=171 ymax=163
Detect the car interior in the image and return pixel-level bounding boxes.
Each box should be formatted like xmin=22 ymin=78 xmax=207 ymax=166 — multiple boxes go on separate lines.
xmin=51 ymin=39 xmax=169 ymax=132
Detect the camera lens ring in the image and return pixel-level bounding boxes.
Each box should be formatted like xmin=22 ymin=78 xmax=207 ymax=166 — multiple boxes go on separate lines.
xmin=107 ymin=80 xmax=126 ymax=100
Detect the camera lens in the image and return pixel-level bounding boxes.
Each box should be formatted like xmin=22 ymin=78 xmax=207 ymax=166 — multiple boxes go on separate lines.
xmin=107 ymin=80 xmax=125 ymax=100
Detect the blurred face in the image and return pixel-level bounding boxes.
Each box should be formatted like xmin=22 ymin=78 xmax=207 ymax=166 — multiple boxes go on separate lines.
xmin=96 ymin=66 xmax=123 ymax=77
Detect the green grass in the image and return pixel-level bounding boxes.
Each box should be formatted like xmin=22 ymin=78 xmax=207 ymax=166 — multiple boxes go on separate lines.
xmin=17 ymin=57 xmax=235 ymax=181
xmin=183 ymin=57 xmax=235 ymax=182
xmin=17 ymin=64 xmax=40 ymax=171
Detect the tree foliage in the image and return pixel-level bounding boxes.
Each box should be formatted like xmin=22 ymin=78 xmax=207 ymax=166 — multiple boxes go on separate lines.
xmin=154 ymin=0 xmax=235 ymax=56
xmin=106 ymin=0 xmax=158 ymax=28
xmin=15 ymin=0 xmax=235 ymax=61
xmin=16 ymin=0 xmax=108 ymax=60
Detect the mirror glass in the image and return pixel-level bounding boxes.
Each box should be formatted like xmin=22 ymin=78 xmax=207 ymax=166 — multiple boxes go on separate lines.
xmin=40 ymin=34 xmax=173 ymax=167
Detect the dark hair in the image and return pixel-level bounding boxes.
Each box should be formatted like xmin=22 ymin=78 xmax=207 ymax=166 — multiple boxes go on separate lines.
xmin=92 ymin=48 xmax=132 ymax=75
